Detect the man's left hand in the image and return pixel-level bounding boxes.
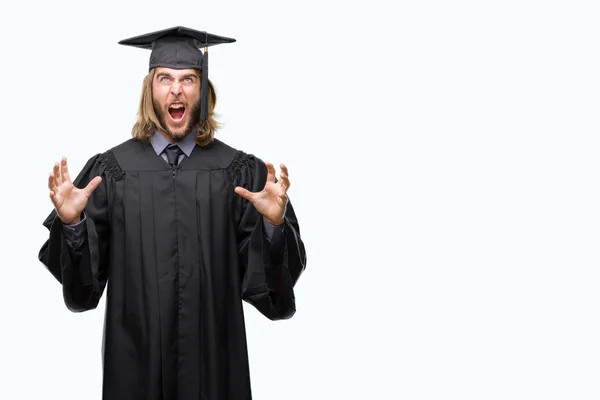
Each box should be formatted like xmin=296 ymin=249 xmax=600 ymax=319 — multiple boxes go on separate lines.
xmin=234 ymin=162 xmax=290 ymax=226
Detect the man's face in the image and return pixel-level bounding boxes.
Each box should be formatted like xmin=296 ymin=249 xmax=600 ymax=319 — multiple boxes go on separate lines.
xmin=152 ymin=67 xmax=201 ymax=140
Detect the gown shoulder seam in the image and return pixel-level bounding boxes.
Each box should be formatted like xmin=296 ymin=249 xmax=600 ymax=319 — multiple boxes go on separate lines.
xmin=227 ymin=150 xmax=252 ymax=180
xmin=99 ymin=150 xmax=126 ymax=180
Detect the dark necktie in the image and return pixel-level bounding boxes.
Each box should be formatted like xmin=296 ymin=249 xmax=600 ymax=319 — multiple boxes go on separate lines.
xmin=165 ymin=143 xmax=183 ymax=167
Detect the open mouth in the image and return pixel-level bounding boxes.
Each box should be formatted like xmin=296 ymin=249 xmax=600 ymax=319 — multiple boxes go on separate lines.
xmin=168 ymin=103 xmax=186 ymax=122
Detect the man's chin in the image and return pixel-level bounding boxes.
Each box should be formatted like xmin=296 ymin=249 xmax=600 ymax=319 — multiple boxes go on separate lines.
xmin=166 ymin=122 xmax=192 ymax=140
xmin=169 ymin=129 xmax=188 ymax=139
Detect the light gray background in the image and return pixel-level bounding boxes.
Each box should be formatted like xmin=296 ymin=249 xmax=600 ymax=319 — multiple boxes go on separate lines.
xmin=1 ymin=0 xmax=599 ymax=399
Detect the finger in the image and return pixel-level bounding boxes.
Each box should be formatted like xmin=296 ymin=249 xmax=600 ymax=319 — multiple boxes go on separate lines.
xmin=84 ymin=176 xmax=102 ymax=196
xmin=48 ymin=173 xmax=57 ymax=192
xmin=49 ymin=189 xmax=59 ymax=203
xmin=279 ymin=164 xmax=290 ymax=191
xmin=279 ymin=173 xmax=290 ymax=192
xmin=53 ymin=162 xmax=62 ymax=185
xmin=277 ymin=192 xmax=289 ymax=208
xmin=265 ymin=162 xmax=276 ymax=183
xmin=280 ymin=163 xmax=288 ymax=177
xmin=61 ymin=156 xmax=72 ymax=184
xmin=234 ymin=186 xmax=256 ymax=202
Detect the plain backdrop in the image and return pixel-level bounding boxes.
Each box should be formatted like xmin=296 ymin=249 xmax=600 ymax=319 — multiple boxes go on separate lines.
xmin=1 ymin=0 xmax=599 ymax=399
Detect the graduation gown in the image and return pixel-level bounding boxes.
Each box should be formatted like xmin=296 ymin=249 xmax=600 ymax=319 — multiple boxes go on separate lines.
xmin=38 ymin=137 xmax=307 ymax=400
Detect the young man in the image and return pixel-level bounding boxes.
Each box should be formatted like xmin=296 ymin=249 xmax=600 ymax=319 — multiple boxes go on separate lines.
xmin=38 ymin=26 xmax=307 ymax=400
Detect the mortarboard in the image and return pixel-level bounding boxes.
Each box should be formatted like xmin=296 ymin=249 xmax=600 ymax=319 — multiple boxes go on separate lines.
xmin=118 ymin=26 xmax=236 ymax=123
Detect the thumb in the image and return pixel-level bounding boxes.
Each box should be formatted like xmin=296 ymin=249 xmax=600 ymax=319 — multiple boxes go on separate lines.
xmin=84 ymin=176 xmax=102 ymax=196
xmin=234 ymin=186 xmax=255 ymax=202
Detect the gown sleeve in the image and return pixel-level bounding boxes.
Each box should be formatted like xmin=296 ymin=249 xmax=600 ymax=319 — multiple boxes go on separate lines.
xmin=231 ymin=151 xmax=307 ymax=320
xmin=38 ymin=153 xmax=112 ymax=313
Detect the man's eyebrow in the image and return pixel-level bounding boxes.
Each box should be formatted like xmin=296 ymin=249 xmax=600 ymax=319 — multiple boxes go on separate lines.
xmin=156 ymin=73 xmax=198 ymax=79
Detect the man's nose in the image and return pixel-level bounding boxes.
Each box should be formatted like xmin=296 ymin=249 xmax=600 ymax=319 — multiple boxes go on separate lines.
xmin=171 ymin=82 xmax=182 ymax=95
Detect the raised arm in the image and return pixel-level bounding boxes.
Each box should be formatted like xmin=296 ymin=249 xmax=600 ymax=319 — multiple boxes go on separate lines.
xmin=233 ymin=152 xmax=307 ymax=320
xmin=39 ymin=154 xmax=110 ymax=312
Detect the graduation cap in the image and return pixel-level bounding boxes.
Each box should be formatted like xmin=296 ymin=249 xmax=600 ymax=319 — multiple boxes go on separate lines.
xmin=118 ymin=26 xmax=236 ymax=123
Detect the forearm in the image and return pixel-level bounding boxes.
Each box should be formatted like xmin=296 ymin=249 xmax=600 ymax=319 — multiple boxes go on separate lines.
xmin=262 ymin=217 xmax=284 ymax=244
xmin=241 ymin=215 xmax=306 ymax=320
xmin=61 ymin=212 xmax=88 ymax=252
xmin=39 ymin=210 xmax=103 ymax=312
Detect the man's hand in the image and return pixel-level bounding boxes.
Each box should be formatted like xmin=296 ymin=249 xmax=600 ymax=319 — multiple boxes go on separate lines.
xmin=48 ymin=156 xmax=102 ymax=225
xmin=234 ymin=162 xmax=290 ymax=226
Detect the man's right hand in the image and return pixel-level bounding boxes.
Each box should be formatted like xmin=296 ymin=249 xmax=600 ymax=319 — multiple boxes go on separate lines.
xmin=48 ymin=157 xmax=102 ymax=225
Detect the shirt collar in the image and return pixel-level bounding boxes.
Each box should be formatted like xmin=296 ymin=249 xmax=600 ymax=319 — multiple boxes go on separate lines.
xmin=150 ymin=130 xmax=196 ymax=158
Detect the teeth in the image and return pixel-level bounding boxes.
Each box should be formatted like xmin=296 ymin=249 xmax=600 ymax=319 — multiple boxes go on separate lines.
xmin=170 ymin=104 xmax=184 ymax=109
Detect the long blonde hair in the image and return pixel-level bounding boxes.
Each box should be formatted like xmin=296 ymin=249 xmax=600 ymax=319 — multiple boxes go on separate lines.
xmin=131 ymin=68 xmax=220 ymax=146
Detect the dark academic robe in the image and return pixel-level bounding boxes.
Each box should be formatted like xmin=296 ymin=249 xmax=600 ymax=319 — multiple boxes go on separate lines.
xmin=38 ymin=137 xmax=307 ymax=400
